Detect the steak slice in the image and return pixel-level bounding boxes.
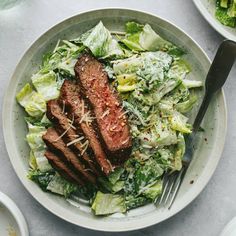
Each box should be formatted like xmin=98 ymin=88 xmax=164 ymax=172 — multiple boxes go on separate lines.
xmin=60 ymin=80 xmax=113 ymax=175
xmin=74 ymin=54 xmax=132 ymax=160
xmin=45 ymin=150 xmax=84 ymax=185
xmin=42 ymin=127 xmax=96 ymax=184
xmin=46 ymin=99 xmax=99 ymax=176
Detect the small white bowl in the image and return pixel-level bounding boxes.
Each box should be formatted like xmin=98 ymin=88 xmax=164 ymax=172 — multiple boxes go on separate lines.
xmin=0 ymin=192 xmax=28 ymax=236
xmin=220 ymin=217 xmax=236 ymax=236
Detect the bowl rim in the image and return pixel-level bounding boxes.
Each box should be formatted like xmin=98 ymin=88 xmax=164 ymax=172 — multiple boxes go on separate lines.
xmin=2 ymin=7 xmax=227 ymax=232
xmin=0 ymin=192 xmax=29 ymax=236
xmin=192 ymin=0 xmax=236 ymax=41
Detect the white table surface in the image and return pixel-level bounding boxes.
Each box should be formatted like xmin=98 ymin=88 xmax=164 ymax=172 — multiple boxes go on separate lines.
xmin=0 ymin=0 xmax=236 ymax=235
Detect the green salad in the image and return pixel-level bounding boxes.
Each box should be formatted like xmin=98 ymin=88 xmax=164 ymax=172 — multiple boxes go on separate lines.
xmin=215 ymin=0 xmax=236 ymax=27
xmin=16 ymin=21 xmax=202 ymax=215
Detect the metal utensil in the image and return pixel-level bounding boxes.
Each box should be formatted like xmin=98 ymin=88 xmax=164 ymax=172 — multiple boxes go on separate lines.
xmin=155 ymin=39 xmax=236 ymax=209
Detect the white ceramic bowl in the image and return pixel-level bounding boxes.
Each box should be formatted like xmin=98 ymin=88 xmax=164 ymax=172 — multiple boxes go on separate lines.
xmin=2 ymin=8 xmax=227 ymax=232
xmin=193 ymin=0 xmax=236 ymax=41
xmin=0 ymin=192 xmax=28 ymax=236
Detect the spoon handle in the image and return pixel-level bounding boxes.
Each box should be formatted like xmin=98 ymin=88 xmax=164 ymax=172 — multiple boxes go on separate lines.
xmin=193 ymin=40 xmax=236 ymax=133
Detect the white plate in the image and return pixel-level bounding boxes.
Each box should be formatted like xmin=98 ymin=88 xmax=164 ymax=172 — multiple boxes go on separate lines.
xmin=0 ymin=192 xmax=29 ymax=236
xmin=2 ymin=8 xmax=227 ymax=232
xmin=193 ymin=0 xmax=236 ymax=41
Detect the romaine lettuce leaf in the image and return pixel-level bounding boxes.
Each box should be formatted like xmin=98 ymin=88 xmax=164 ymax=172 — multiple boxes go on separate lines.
xmin=29 ymin=150 xmax=38 ymax=170
xmin=91 ymin=191 xmax=126 ymax=215
xmin=172 ymin=133 xmax=185 ymax=171
xmin=138 ymin=120 xmax=178 ymax=148
xmin=32 ymin=71 xmax=59 ymax=101
xmin=98 ymin=167 xmax=125 ymax=193
xmin=132 ymin=78 xmax=181 ymax=106
xmin=122 ymin=21 xmax=184 ymax=54
xmin=33 ymin=150 xmax=52 ymax=172
xmin=167 ymin=59 xmax=191 ymax=80
xmin=142 ymin=179 xmax=163 ymax=200
xmin=28 ymin=170 xmax=55 ymax=191
xmin=182 ymin=79 xmax=203 ymax=88
xmin=175 ymin=94 xmax=197 ymax=113
xmin=46 ymin=174 xmax=77 ymax=198
xmin=125 ymin=158 xmax=164 ymax=195
xmin=125 ymin=195 xmax=150 ymax=210
xmin=26 ymin=123 xmax=46 ymax=150
xmin=113 ymin=51 xmax=172 ymax=76
xmin=170 ymin=111 xmax=192 ymax=133
xmin=16 ymin=83 xmax=46 ymax=117
xmin=40 ymin=40 xmax=84 ymax=77
xmin=80 ymin=21 xmax=124 ymax=58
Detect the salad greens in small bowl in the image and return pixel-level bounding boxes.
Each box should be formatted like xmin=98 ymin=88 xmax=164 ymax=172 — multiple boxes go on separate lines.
xmin=193 ymin=0 xmax=236 ymax=40
xmin=3 ymin=9 xmax=227 ymax=231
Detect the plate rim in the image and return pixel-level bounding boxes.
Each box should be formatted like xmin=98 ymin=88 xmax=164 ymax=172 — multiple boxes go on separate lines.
xmin=2 ymin=7 xmax=228 ymax=232
xmin=192 ymin=0 xmax=236 ymax=41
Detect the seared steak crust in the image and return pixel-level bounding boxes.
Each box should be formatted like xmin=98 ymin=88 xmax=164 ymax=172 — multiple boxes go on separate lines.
xmin=42 ymin=127 xmax=96 ymax=184
xmin=74 ymin=54 xmax=132 ymax=160
xmin=45 ymin=150 xmax=84 ymax=185
xmin=60 ymin=80 xmax=113 ymax=175
xmin=46 ymin=99 xmax=99 ymax=176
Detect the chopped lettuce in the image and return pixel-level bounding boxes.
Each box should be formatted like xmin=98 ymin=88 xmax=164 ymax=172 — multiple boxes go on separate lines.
xmin=116 ymin=73 xmax=137 ymax=92
xmin=26 ymin=123 xmax=46 ymax=150
xmin=138 ymin=120 xmax=178 ymax=148
xmin=132 ymin=78 xmax=181 ymax=106
xmin=124 ymin=158 xmax=164 ymax=196
xmin=167 ymin=59 xmax=191 ymax=80
xmin=170 ymin=111 xmax=192 ymax=133
xmin=29 ymin=150 xmax=38 ymax=170
xmin=215 ymin=0 xmax=236 ymax=27
xmin=172 ymin=133 xmax=185 ymax=171
xmin=175 ymin=94 xmax=197 ymax=113
xmin=139 ymin=24 xmax=172 ymax=51
xmin=28 ymin=170 xmax=55 ymax=191
xmin=182 ymin=79 xmax=203 ymax=88
xmin=80 ymin=21 xmax=124 ymax=58
xmin=122 ymin=22 xmax=182 ymax=54
xmin=46 ymin=174 xmax=77 ymax=198
xmin=227 ymin=0 xmax=236 ymax=17
xmin=108 ymin=167 xmax=125 ymax=185
xmin=31 ymin=71 xmax=59 ymax=101
xmin=40 ymin=40 xmax=84 ymax=77
xmin=125 ymin=195 xmax=150 ymax=210
xmin=142 ymin=180 xmax=163 ymax=200
xmin=98 ymin=168 xmax=125 ymax=193
xmin=122 ymin=22 xmax=144 ymax=51
xmin=113 ymin=51 xmax=172 ymax=76
xmin=16 ymin=83 xmax=46 ymax=117
xmin=33 ymin=150 xmax=52 ymax=172
xmin=16 ymin=83 xmax=34 ymax=107
xmin=92 ymin=191 xmax=126 ymax=215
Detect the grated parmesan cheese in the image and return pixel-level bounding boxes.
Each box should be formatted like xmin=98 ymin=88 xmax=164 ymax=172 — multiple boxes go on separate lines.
xmin=66 ymin=136 xmax=85 ymax=147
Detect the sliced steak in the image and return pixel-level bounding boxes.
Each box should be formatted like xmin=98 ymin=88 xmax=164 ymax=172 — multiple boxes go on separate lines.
xmin=46 ymin=99 xmax=99 ymax=176
xmin=42 ymin=127 xmax=96 ymax=184
xmin=74 ymin=54 xmax=132 ymax=160
xmin=45 ymin=150 xmax=84 ymax=185
xmin=60 ymin=80 xmax=113 ymax=175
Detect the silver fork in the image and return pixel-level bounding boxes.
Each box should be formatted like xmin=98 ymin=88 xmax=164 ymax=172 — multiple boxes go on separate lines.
xmin=155 ymin=39 xmax=236 ymax=209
